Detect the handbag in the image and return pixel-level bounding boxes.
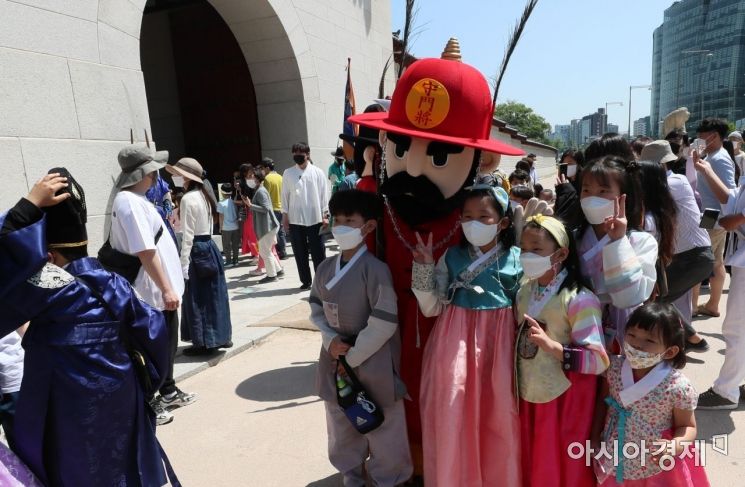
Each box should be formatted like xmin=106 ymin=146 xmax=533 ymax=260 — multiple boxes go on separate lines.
xmin=98 ymin=227 xmax=163 ymax=284
xmin=336 ymin=356 xmax=385 ymax=434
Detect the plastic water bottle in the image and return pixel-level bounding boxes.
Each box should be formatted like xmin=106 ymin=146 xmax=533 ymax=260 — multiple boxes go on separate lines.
xmin=336 ymin=374 xmax=353 ymax=398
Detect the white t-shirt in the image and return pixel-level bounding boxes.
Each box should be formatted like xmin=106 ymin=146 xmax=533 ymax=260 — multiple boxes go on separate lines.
xmin=110 ymin=191 xmax=184 ymax=310
xmin=0 ymin=332 xmax=24 ymax=394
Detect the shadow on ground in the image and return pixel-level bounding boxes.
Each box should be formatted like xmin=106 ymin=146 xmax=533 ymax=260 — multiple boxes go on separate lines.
xmin=231 ymin=286 xmax=309 ymax=300
xmin=235 ymin=361 xmax=318 ymax=402
xmin=306 ymin=473 xmax=342 ymax=486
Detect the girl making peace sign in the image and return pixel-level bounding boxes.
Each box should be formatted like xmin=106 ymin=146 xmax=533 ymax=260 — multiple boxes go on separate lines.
xmin=411 ymin=185 xmax=522 ymax=487
xmin=576 ymin=156 xmax=659 ymax=353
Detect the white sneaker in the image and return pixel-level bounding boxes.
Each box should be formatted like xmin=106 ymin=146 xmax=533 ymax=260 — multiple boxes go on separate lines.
xmin=150 ymin=398 xmax=174 ymax=425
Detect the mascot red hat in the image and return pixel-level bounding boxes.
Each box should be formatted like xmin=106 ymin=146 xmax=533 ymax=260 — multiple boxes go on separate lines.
xmin=348 ymin=53 xmax=523 ymax=156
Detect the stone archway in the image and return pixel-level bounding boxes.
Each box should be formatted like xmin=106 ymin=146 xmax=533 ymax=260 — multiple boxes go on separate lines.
xmin=207 ymin=0 xmax=314 ymax=165
xmin=140 ymin=0 xmax=311 ymax=179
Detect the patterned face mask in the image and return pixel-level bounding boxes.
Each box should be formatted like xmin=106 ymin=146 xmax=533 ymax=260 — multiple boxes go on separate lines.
xmin=623 ymin=341 xmax=665 ymax=369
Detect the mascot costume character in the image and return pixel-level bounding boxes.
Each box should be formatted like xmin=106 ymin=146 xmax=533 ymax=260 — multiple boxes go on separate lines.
xmin=349 ymin=39 xmax=524 ymax=471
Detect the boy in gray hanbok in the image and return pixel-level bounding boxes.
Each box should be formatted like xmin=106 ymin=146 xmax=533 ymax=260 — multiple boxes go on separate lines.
xmin=309 ymin=190 xmax=412 ymax=486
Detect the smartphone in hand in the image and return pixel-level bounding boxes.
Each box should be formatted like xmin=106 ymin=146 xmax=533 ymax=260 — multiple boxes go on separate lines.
xmin=699 ymin=208 xmax=720 ymax=229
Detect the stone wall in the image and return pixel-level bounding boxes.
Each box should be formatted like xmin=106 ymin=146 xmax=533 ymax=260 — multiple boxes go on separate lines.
xmin=0 ymin=0 xmax=393 ymax=249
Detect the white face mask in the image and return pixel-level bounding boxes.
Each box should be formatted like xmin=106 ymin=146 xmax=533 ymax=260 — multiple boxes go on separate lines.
xmin=623 ymin=341 xmax=665 ymax=369
xmin=172 ymin=176 xmax=184 ymax=188
xmin=580 ymin=196 xmax=615 ymax=225
xmin=461 ymin=220 xmax=499 ymax=247
xmin=520 ymin=252 xmax=556 ymax=280
xmin=566 ymin=164 xmax=577 ymax=178
xmin=246 ymin=179 xmax=257 ymax=189
xmin=332 ymin=225 xmax=364 ymax=250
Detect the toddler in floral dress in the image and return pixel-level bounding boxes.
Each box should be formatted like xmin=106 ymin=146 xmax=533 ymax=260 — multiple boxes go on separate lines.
xmin=593 ymin=303 xmax=709 ymax=486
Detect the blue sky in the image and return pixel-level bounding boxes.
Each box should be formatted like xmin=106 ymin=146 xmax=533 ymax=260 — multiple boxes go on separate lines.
xmin=391 ymin=0 xmax=675 ymax=133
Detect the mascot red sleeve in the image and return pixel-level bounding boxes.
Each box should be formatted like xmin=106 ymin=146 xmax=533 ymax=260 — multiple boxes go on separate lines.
xmin=349 ymin=40 xmax=523 ymax=472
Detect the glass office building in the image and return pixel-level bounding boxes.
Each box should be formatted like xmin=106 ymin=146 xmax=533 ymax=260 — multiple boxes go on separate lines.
xmin=650 ymin=0 xmax=745 ymax=136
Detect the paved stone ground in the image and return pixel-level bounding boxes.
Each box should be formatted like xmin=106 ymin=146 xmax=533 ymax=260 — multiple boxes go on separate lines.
xmin=160 ymin=239 xmax=745 ymax=486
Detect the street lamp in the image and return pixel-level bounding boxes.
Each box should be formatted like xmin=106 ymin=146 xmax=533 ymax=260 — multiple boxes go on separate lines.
xmin=605 ymin=101 xmax=623 ymax=133
xmin=675 ymin=49 xmax=713 ymax=108
xmin=628 ymin=84 xmax=652 ymax=137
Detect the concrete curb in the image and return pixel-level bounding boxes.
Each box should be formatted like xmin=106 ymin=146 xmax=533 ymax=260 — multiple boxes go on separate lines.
xmin=173 ymin=327 xmax=279 ymax=383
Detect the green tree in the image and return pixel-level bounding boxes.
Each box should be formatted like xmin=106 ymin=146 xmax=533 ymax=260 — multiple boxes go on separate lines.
xmin=494 ymin=100 xmax=551 ymax=142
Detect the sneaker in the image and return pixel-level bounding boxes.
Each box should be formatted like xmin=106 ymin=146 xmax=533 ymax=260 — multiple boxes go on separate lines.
xmin=150 ymin=398 xmax=174 ymax=425
xmin=249 ymin=269 xmax=265 ymax=277
xmin=276 ymin=269 xmax=285 ymax=277
xmin=300 ymin=283 xmax=312 ymax=290
xmin=259 ymin=276 xmax=278 ymax=284
xmin=160 ymin=389 xmax=197 ymax=410
xmin=685 ymin=338 xmax=710 ymax=353
xmin=697 ymin=388 xmax=738 ymax=410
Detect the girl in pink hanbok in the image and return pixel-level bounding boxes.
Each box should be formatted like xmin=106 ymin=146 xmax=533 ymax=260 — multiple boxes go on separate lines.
xmin=517 ymin=214 xmax=609 ymax=487
xmin=594 ymin=303 xmax=709 ymax=487
xmin=411 ymin=186 xmax=522 ymax=486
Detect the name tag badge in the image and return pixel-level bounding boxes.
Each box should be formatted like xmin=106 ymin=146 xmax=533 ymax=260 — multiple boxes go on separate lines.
xmin=472 ymin=285 xmax=485 ymax=294
xmin=323 ymin=301 xmax=340 ymax=329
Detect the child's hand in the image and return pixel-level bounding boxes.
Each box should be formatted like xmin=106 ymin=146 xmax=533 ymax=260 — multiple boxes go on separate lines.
xmin=718 ymin=214 xmax=743 ymax=231
xmin=604 ymin=195 xmax=627 ymax=241
xmin=329 ymin=336 xmax=351 ymax=359
xmin=525 ymin=315 xmax=562 ymax=359
xmin=413 ymin=232 xmax=434 ymax=265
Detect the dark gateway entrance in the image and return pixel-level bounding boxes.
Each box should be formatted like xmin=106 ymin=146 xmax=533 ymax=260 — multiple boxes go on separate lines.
xmin=141 ymin=0 xmax=261 ymax=183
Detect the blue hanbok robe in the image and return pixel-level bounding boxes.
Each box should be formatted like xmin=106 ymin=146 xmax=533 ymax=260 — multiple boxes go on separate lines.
xmin=0 ymin=200 xmax=173 ymax=486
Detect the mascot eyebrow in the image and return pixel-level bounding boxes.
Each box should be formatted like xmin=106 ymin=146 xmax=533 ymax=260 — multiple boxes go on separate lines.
xmin=426 ymin=141 xmax=465 ymax=167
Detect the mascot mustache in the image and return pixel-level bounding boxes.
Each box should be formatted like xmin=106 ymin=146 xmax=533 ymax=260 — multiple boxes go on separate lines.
xmin=381 ymin=171 xmax=462 ymax=226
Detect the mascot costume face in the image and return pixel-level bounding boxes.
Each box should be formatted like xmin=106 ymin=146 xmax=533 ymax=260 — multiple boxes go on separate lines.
xmin=349 ymin=39 xmax=523 ymax=470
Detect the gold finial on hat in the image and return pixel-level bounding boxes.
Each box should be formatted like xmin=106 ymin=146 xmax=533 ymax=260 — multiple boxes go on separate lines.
xmin=441 ymin=37 xmax=462 ymax=62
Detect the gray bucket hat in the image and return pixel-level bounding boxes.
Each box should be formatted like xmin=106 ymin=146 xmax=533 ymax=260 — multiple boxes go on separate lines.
xmin=115 ymin=145 xmax=169 ymax=189
xmin=640 ymin=140 xmax=678 ymax=166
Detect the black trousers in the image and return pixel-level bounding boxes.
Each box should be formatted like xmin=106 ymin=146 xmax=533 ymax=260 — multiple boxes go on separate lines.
xmin=274 ymin=210 xmax=287 ymax=258
xmin=160 ymin=309 xmax=179 ymax=396
xmin=289 ymin=223 xmax=326 ymax=285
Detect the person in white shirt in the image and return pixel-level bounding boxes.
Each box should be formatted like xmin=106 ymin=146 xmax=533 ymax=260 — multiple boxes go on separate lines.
xmin=281 ymin=142 xmax=329 ymax=290
xmin=0 ymin=327 xmax=25 ymax=449
xmin=166 ymin=158 xmax=233 ymax=355
xmin=639 ymin=141 xmax=714 ymax=353
xmin=111 ymin=144 xmax=194 ymax=424
xmin=694 ymin=156 xmax=745 ymax=409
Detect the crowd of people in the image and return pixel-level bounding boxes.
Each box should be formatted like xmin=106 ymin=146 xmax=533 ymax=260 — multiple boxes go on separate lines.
xmin=306 ymin=116 xmax=745 ymax=487
xmin=0 ymin=104 xmax=742 ymax=486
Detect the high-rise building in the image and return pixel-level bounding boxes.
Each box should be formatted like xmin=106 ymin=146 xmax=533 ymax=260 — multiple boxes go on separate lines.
xmin=650 ymin=0 xmax=745 ymax=137
xmin=607 ymin=123 xmax=620 ymax=134
xmin=569 ymin=119 xmax=581 ymax=148
xmin=552 ymin=124 xmax=571 ymax=146
xmin=633 ymin=116 xmax=652 ymax=137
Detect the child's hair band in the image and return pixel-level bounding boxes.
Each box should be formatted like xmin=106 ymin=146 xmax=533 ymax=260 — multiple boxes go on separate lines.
xmin=525 ymin=214 xmax=569 ymax=249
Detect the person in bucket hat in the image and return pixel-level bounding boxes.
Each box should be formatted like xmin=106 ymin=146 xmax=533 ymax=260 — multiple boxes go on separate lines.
xmin=346 ymin=38 xmax=524 ymax=478
xmin=110 ymin=145 xmax=194 ymax=424
xmin=115 ymin=145 xmax=169 ymax=189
